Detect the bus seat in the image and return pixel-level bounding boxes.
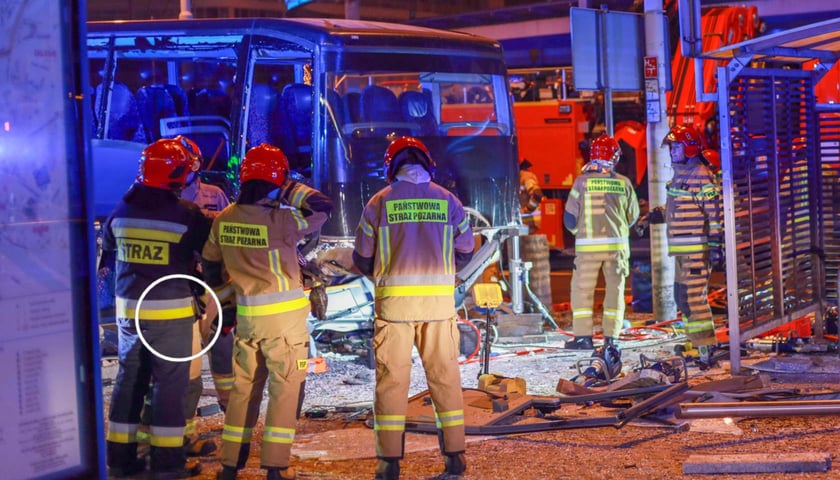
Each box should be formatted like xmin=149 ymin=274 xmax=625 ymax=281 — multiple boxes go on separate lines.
xmin=136 ymin=85 xmax=177 ymax=141
xmin=279 ymin=83 xmax=313 ymax=170
xmin=189 ymin=88 xmax=231 ymax=118
xmin=164 ymin=84 xmax=189 ymax=116
xmin=95 ymin=82 xmax=146 ymax=142
xmin=361 ymin=85 xmax=401 ymax=123
xmin=399 ymin=90 xmax=437 ymax=136
xmin=247 ymin=83 xmax=280 ymax=148
xmin=344 ymin=91 xmax=361 ymax=123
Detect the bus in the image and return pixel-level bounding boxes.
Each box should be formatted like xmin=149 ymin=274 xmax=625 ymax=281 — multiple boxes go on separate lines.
xmin=86 ymin=18 xmax=520 ymax=347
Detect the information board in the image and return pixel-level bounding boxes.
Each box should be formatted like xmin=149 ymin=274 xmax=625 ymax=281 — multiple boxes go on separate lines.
xmin=0 ymin=0 xmax=102 ymax=478
xmin=570 ymin=7 xmax=644 ymax=91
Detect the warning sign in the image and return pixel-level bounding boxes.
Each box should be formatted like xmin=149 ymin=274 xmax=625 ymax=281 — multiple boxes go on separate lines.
xmin=644 ymin=56 xmax=658 ymax=78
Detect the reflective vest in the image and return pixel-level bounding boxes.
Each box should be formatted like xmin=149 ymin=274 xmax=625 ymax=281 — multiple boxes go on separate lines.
xmin=354 ymin=180 xmax=474 ymax=321
xmin=564 ymin=164 xmax=639 ymax=255
xmin=102 ymin=184 xmax=212 ymax=320
xmin=202 ymin=183 xmax=330 ymax=338
xmin=665 ymin=158 xmax=723 ymax=255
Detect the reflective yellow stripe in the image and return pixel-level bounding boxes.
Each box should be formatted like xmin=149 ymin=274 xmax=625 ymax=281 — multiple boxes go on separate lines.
xmin=117 ymin=305 xmax=195 ymax=320
xmin=150 ymin=435 xmax=184 ymax=448
xmin=436 ymin=409 xmax=464 ymax=428
xmin=575 ymin=243 xmax=625 ymax=252
xmin=113 ymin=227 xmax=183 ymax=243
xmin=668 ymin=244 xmax=706 ymax=254
xmin=222 ymin=425 xmax=253 ymax=443
xmin=443 ymin=225 xmax=453 ymax=275
xmin=106 ymin=431 xmax=134 ymax=444
xmin=374 ymin=414 xmax=406 ymax=431
xmin=237 ymin=296 xmax=310 ymax=316
xmin=263 ymin=426 xmax=296 ymax=444
xmin=375 ymin=285 xmax=455 ymax=297
xmin=268 ymin=249 xmax=289 ymax=291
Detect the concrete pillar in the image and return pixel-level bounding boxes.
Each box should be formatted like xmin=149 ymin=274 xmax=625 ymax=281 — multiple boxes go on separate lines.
xmin=644 ymin=0 xmax=677 ymax=321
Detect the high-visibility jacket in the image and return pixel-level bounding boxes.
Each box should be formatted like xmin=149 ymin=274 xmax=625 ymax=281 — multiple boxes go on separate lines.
xmin=102 ymin=184 xmax=212 ymax=320
xmin=201 ymin=183 xmax=331 ymax=338
xmin=665 ymin=157 xmax=723 ymax=255
xmin=354 ymin=180 xmax=474 ymax=321
xmin=564 ymin=163 xmax=639 ymax=256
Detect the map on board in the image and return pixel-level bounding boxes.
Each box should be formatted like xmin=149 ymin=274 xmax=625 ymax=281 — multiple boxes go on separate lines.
xmin=0 ymin=1 xmax=84 ymax=478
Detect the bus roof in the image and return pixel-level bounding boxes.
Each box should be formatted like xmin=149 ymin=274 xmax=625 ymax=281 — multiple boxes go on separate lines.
xmin=87 ymin=17 xmax=504 ymax=56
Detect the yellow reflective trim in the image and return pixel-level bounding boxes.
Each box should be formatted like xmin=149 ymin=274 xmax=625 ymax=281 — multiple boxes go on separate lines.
xmin=374 ymin=424 xmax=405 ymax=431
xmin=106 ymin=431 xmax=133 ymax=444
xmin=218 ymin=222 xmax=269 ymax=248
xmin=376 ymin=414 xmax=405 ymax=421
xmin=575 ymin=243 xmax=624 ymax=252
xmin=668 ymin=245 xmax=706 ymax=254
xmin=375 ymin=285 xmax=455 ymax=297
xmin=438 ymin=418 xmax=465 ymax=428
xmin=150 ymin=435 xmax=184 ymax=448
xmin=113 ymin=227 xmax=183 ymax=243
xmin=237 ymin=296 xmax=310 ymax=316
xmin=117 ymin=305 xmax=195 ymax=321
xmin=117 ymin=239 xmax=169 ymax=265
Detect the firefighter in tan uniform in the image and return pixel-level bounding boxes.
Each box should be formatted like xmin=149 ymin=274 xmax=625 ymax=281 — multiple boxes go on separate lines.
xmin=564 ymin=134 xmax=639 ymax=350
xmin=519 ymin=158 xmax=544 ymax=233
xmin=353 ymin=137 xmax=474 ymax=480
xmin=202 ymin=143 xmax=333 ymax=480
xmin=658 ymin=125 xmax=723 ymax=364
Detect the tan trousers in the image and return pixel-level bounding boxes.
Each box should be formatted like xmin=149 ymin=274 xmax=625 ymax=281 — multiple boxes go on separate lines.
xmin=220 ymin=324 xmax=309 ymax=468
xmin=373 ymin=317 xmax=465 ymax=459
xmin=570 ymin=253 xmax=627 ymax=339
xmin=675 ymin=253 xmax=716 ymax=346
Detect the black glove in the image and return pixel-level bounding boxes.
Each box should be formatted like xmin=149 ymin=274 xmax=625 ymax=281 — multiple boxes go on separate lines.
xmin=309 ymin=283 xmax=328 ymax=320
xmin=648 ymin=206 xmax=666 ymax=225
xmin=708 ymin=242 xmax=725 ymax=270
xmin=218 ymin=306 xmax=237 ymax=333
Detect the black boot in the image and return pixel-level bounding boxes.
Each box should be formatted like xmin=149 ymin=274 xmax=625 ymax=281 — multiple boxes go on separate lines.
xmin=217 ymin=465 xmax=238 ymax=480
xmin=444 ymin=453 xmax=467 ymax=477
xmin=374 ymin=458 xmax=400 ymax=480
xmin=565 ymin=335 xmax=593 ymax=350
xmin=604 ymin=336 xmax=620 ymax=349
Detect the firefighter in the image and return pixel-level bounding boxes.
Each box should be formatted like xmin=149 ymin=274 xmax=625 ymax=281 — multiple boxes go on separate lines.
xmin=102 ymin=137 xmax=210 ymax=478
xmin=177 ymin=135 xmax=234 ymax=455
xmin=564 ymin=134 xmax=639 ymax=350
xmin=519 ymin=158 xmax=544 ymax=233
xmin=353 ymin=137 xmax=474 ymax=480
xmin=202 ymin=143 xmax=333 ymax=480
xmin=657 ymin=124 xmax=723 ymax=363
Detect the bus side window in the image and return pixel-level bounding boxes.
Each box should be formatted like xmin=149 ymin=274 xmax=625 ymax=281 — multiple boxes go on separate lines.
xmin=247 ymin=83 xmax=281 ymax=148
xmin=279 ymin=83 xmax=313 ymax=173
xmin=95 ymin=81 xmax=146 ymax=142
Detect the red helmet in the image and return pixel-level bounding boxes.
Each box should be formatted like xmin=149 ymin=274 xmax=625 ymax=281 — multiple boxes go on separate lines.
xmin=589 ymin=134 xmax=621 ymax=164
xmin=662 ymin=124 xmax=703 ymax=157
xmin=175 ymin=135 xmax=202 ymax=164
xmin=384 ymin=136 xmax=435 ymax=182
xmin=240 ymin=143 xmax=289 ymax=187
xmin=138 ymin=138 xmax=200 ymax=190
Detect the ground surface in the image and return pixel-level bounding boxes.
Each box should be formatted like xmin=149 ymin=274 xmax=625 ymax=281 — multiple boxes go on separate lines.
xmin=101 ymin=310 xmax=840 ymax=480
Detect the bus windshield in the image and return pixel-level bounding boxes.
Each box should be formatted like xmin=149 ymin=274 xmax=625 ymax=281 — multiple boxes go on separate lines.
xmin=320 ymin=52 xmax=513 ymax=238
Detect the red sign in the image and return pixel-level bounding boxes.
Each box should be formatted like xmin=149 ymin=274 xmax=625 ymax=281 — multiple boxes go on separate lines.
xmin=644 ymin=56 xmax=658 ymax=78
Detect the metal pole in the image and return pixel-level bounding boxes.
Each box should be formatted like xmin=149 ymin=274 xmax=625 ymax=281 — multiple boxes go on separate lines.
xmin=599 ymin=4 xmax=613 ymax=136
xmin=509 ymin=234 xmax=524 ymax=314
xmin=179 ymin=0 xmax=193 ymax=19
xmin=677 ymin=400 xmax=840 ymax=418
xmin=644 ymin=0 xmax=677 ymax=322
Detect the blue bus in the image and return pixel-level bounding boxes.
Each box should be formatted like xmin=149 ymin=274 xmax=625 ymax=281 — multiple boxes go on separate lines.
xmin=87 ymin=18 xmax=520 ymax=348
